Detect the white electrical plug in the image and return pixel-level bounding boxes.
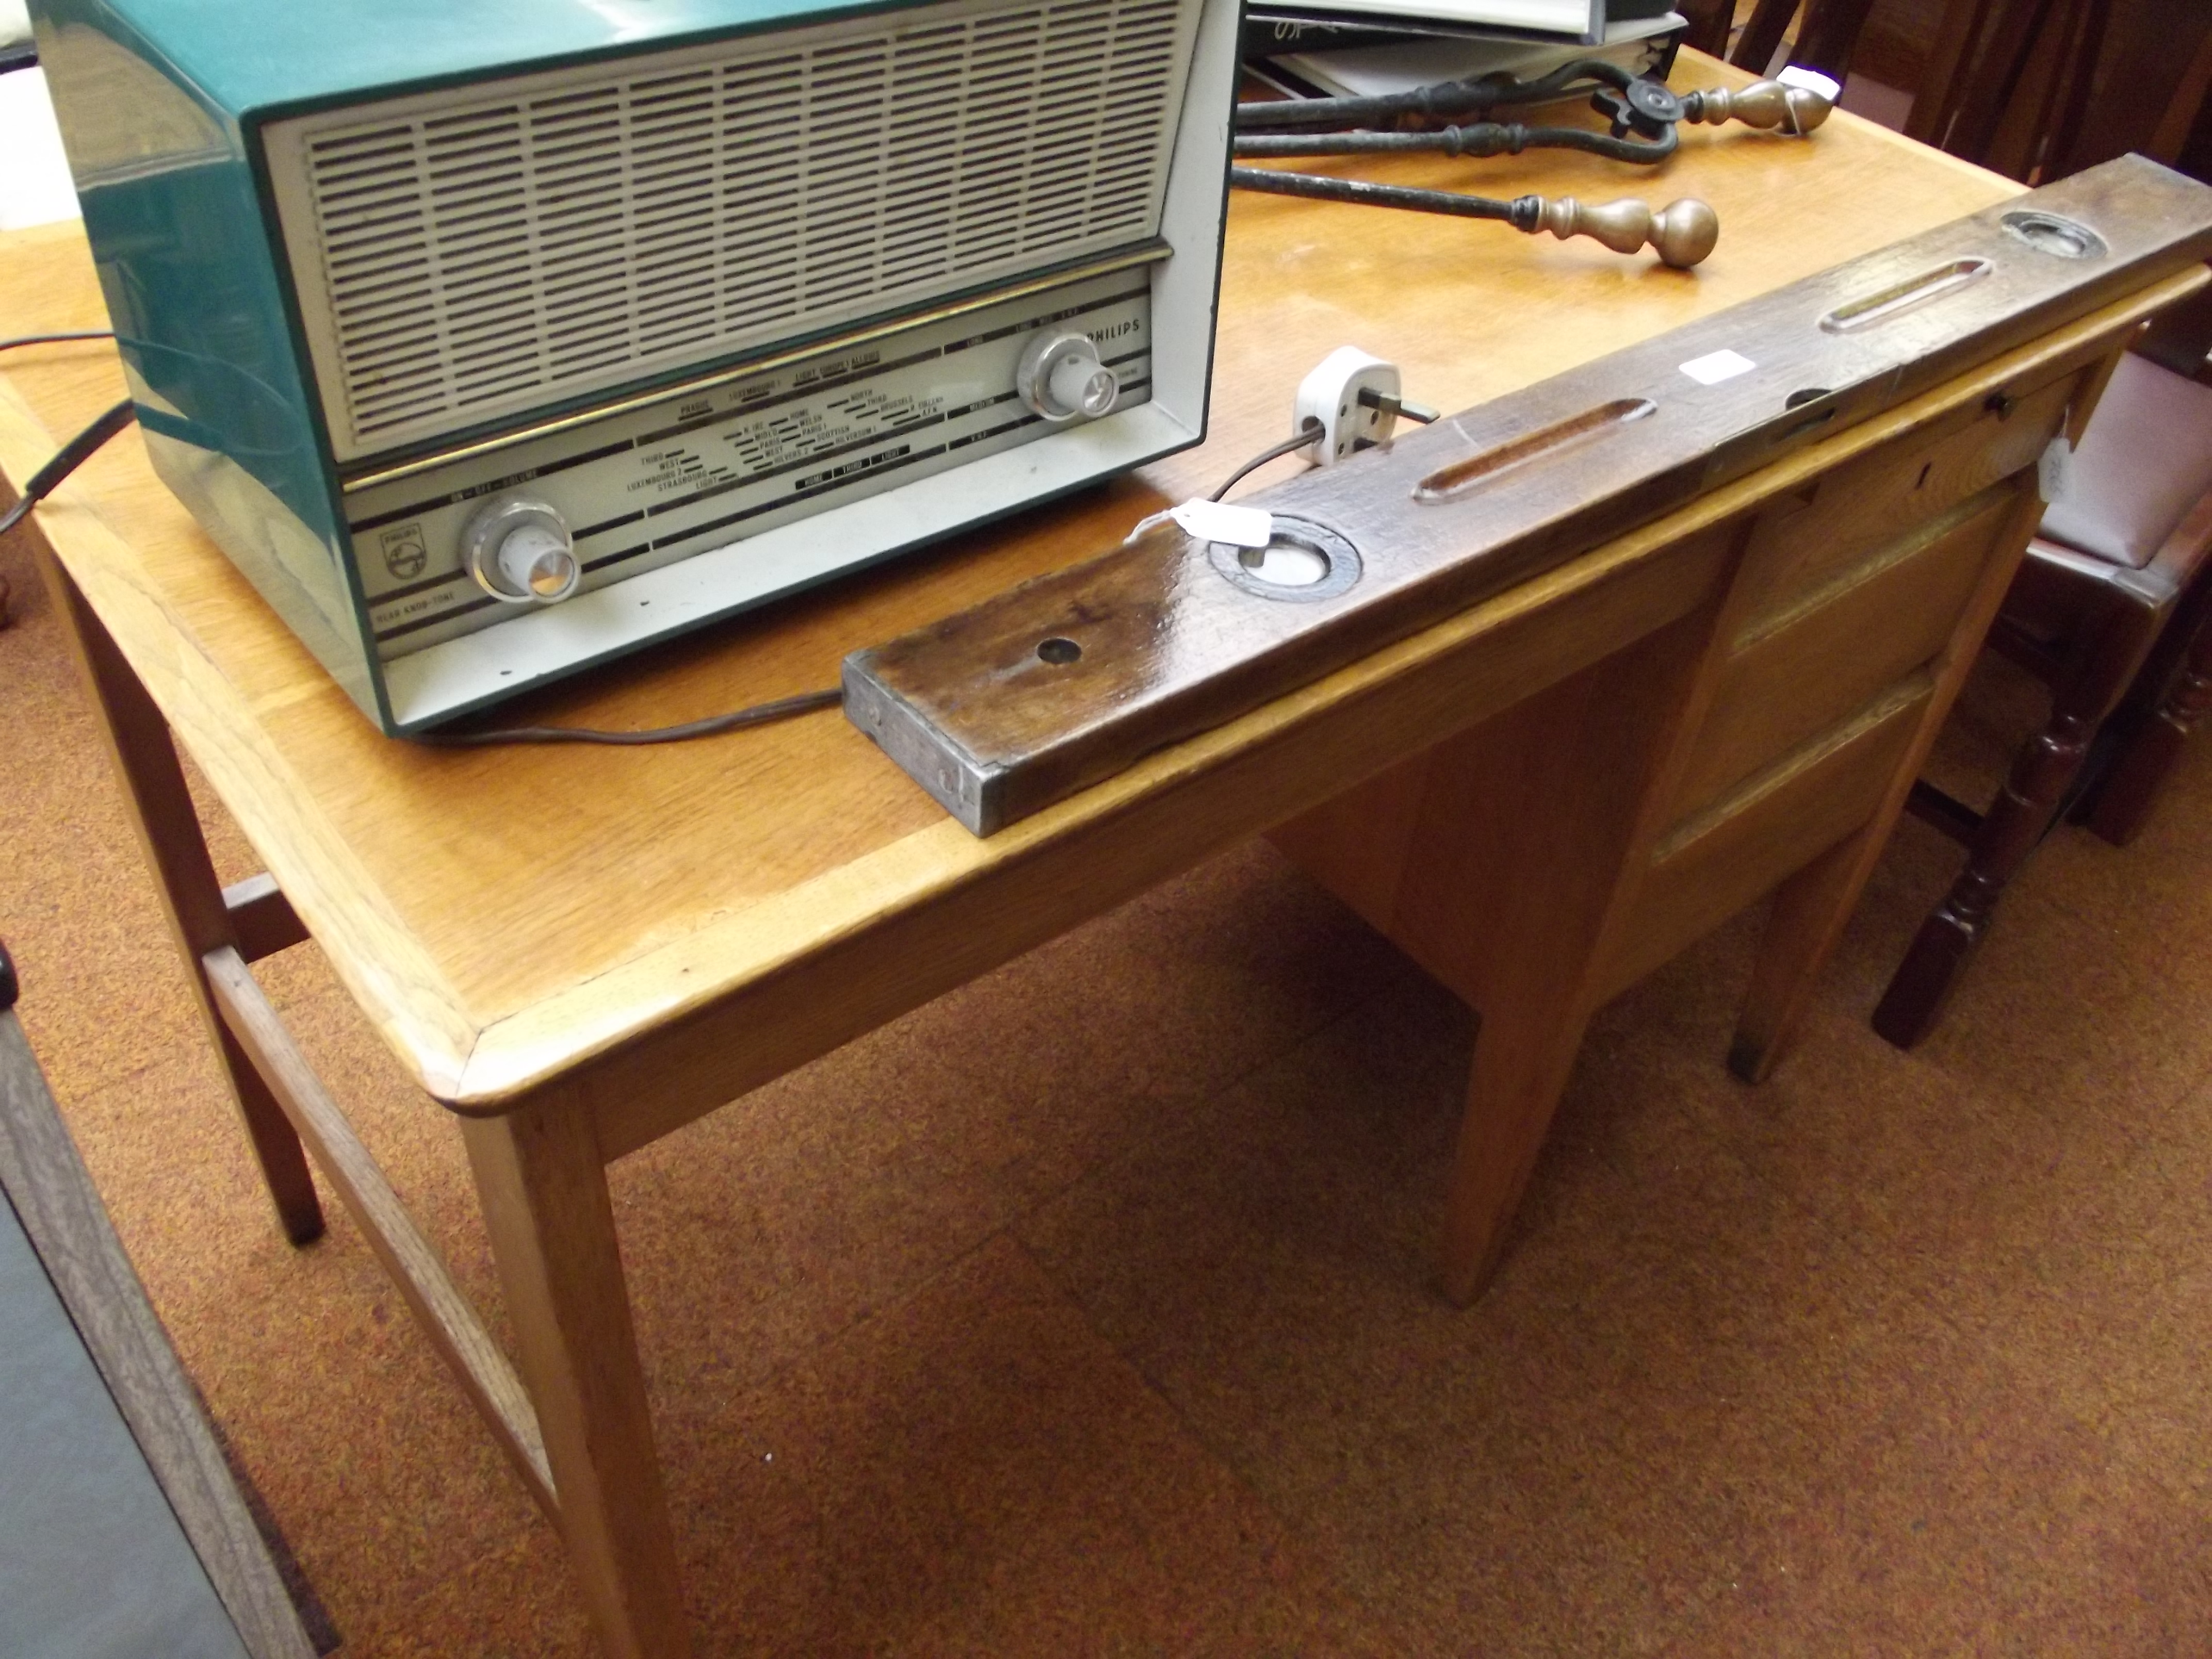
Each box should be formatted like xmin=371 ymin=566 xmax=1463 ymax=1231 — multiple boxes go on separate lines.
xmin=1294 ymin=346 xmax=1404 ymax=466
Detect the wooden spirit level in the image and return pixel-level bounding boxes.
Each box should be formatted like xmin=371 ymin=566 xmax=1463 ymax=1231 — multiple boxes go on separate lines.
xmin=845 ymin=156 xmax=2212 ymax=836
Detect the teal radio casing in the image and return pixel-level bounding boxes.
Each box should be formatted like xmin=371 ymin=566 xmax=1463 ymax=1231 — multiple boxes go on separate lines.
xmin=30 ymin=0 xmax=1239 ymax=730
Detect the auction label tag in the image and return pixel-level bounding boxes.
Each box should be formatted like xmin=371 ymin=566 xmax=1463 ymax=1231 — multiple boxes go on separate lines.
xmin=1679 ymin=348 xmax=1758 ymax=386
xmin=1170 ymin=499 xmax=1275 ymax=548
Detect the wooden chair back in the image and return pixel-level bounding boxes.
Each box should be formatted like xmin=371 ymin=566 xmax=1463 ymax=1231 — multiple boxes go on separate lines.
xmin=1711 ymin=0 xmax=2210 ymax=190
xmin=1909 ymin=0 xmax=2212 ymax=183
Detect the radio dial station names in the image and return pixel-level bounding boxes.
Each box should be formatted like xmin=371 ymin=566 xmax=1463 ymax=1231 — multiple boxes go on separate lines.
xmin=347 ymin=270 xmax=1154 ymax=657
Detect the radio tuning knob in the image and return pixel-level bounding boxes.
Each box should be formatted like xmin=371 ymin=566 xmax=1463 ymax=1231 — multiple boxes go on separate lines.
xmin=462 ymin=495 xmax=580 ymax=604
xmin=1016 ymin=331 xmax=1119 ymax=424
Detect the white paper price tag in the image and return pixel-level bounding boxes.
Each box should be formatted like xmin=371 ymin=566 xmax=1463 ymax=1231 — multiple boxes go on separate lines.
xmin=2038 ymin=436 xmax=2073 ymax=505
xmin=1679 ymin=348 xmax=1757 ymax=386
xmin=1169 ymin=498 xmax=1275 ymax=548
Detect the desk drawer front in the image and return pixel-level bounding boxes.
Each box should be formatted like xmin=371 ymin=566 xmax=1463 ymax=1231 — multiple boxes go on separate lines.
xmin=1670 ymin=481 xmax=2023 ymax=819
xmin=1607 ymin=675 xmax=1931 ymax=997
xmin=1727 ymin=371 xmax=2075 ymax=637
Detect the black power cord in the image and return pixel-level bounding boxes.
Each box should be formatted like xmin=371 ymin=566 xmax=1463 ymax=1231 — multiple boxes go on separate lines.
xmin=1208 ymin=421 xmax=1323 ymax=502
xmin=433 ymin=414 xmax=1405 ymax=748
xmin=412 ymin=687 xmax=844 ymax=749
xmin=0 ymin=332 xmax=134 ymax=536
xmin=0 ymin=41 xmax=37 ymax=77
xmin=0 ymin=330 xmax=113 ymax=350
xmin=0 ymin=398 xmax=137 ymax=538
xmin=0 ymin=333 xmax=1421 ymax=751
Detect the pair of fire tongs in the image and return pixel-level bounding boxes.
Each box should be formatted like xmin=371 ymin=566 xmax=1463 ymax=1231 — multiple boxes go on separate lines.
xmin=1231 ymin=62 xmax=1834 ymax=268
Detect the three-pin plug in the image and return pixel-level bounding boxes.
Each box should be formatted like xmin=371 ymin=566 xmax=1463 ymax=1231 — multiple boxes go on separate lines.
xmin=1293 ymin=346 xmax=1405 ymax=466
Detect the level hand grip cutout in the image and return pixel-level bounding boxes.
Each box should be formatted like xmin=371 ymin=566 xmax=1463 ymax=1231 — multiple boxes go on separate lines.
xmin=1414 ymin=398 xmax=1657 ymax=502
xmin=1818 ymin=258 xmax=1993 ymax=333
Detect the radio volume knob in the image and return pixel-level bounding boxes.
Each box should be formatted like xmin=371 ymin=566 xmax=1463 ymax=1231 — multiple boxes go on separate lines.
xmin=495 ymin=523 xmax=576 ymax=599
xmin=462 ymin=495 xmax=580 ymax=605
xmin=1016 ymin=332 xmax=1120 ymax=424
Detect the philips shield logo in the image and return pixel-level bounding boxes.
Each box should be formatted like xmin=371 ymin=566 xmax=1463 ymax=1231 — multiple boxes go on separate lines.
xmin=379 ymin=524 xmax=428 ymax=581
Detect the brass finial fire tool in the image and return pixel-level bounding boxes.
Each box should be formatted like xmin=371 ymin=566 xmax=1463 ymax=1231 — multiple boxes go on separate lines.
xmin=1230 ymin=62 xmax=1834 ymax=266
xmin=1226 ymin=169 xmax=1723 ymax=268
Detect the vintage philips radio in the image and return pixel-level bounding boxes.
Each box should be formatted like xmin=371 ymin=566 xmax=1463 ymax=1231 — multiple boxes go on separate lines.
xmin=30 ymin=0 xmax=1240 ymax=731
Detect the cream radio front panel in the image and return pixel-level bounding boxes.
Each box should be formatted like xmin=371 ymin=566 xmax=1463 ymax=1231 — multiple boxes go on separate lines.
xmin=345 ymin=263 xmax=1158 ymax=663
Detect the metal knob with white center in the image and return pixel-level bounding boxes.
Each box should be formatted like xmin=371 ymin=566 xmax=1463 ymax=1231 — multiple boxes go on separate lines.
xmin=1016 ymin=331 xmax=1120 ymax=424
xmin=462 ymin=495 xmax=580 ymax=604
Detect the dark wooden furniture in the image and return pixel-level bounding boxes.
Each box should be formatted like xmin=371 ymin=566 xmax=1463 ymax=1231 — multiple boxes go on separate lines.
xmin=0 ymin=941 xmax=323 ymax=1659
xmin=1874 ymin=350 xmax=2212 ymax=1047
xmin=1675 ymin=0 xmax=1738 ymax=63
xmin=1908 ymin=0 xmax=2212 ymax=184
xmin=1723 ymin=0 xmax=2212 ymax=189
xmin=1727 ymin=0 xmax=1876 ymax=80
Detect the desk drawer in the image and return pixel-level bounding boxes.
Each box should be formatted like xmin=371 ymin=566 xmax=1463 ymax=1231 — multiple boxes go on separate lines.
xmin=1606 ymin=674 xmax=1931 ymax=998
xmin=1669 ymin=480 xmax=2022 ymax=818
xmin=1727 ymin=370 xmax=2075 ymax=636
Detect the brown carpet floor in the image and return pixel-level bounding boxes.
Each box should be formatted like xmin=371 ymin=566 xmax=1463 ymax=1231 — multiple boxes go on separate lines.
xmin=7 ymin=505 xmax=2212 ymax=1654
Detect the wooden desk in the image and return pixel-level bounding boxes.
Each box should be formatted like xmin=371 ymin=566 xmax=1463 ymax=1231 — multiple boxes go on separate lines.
xmin=2 ymin=55 xmax=2199 ymax=1655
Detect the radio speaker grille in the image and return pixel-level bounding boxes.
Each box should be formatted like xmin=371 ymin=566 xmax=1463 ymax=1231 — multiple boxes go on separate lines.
xmin=271 ymin=0 xmax=1194 ymax=461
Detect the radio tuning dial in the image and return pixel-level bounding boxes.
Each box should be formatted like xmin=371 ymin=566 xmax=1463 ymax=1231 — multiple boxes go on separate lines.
xmin=462 ymin=494 xmax=580 ymax=605
xmin=1016 ymin=331 xmax=1119 ymax=424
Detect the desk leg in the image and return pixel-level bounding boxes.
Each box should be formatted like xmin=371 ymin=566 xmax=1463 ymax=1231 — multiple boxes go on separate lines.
xmin=1439 ymin=989 xmax=1596 ymax=1305
xmin=1727 ymin=828 xmax=1876 ymax=1083
xmin=1277 ymin=614 xmax=1716 ymax=1306
xmin=1428 ymin=627 xmax=1705 ymax=1304
xmin=463 ymin=1097 xmax=692 ymax=1659
xmin=32 ymin=546 xmax=323 ymax=1244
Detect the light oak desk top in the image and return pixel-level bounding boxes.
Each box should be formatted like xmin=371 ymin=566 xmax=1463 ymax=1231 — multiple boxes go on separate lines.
xmin=0 ymin=57 xmax=2018 ymax=1132
xmin=12 ymin=52 xmax=2130 ymax=1657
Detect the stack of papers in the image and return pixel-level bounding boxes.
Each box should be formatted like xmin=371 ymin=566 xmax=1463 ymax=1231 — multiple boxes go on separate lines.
xmin=1264 ymin=0 xmax=1607 ymax=45
xmin=1246 ymin=12 xmax=1687 ymax=102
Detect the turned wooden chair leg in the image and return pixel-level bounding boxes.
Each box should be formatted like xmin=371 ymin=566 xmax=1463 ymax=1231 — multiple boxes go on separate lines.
xmin=2084 ymin=582 xmax=2212 ymax=845
xmin=30 ymin=542 xmax=323 ymax=1243
xmin=1873 ymin=592 xmax=2162 ymax=1050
